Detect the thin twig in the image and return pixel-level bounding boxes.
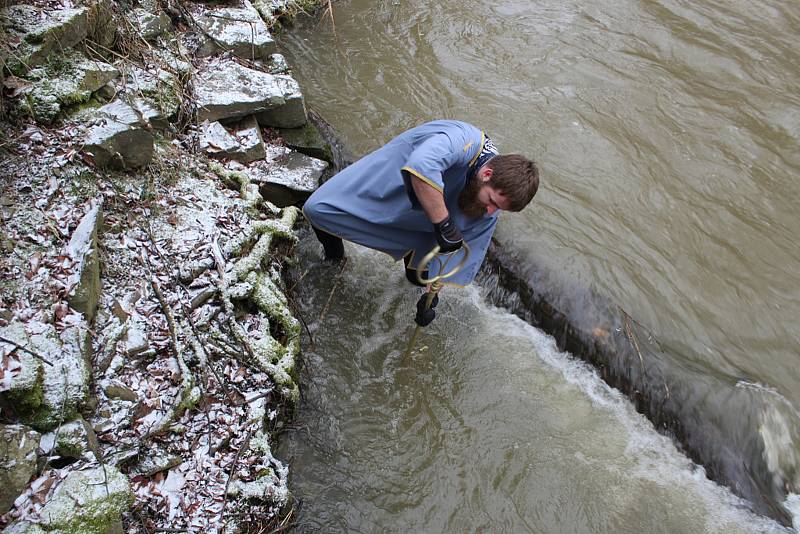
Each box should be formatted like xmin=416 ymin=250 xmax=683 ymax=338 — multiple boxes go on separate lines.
xmin=222 ymin=423 xmax=258 ymax=532
xmin=0 ymin=334 xmax=54 ymax=366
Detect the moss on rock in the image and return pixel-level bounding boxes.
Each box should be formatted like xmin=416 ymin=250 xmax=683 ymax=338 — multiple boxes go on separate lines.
xmin=38 ymin=466 xmax=132 ymax=534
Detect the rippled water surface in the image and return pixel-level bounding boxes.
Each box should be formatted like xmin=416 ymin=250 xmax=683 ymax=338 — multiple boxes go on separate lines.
xmin=277 ymin=0 xmax=800 ymax=530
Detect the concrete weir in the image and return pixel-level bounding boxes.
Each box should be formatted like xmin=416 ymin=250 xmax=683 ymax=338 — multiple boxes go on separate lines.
xmin=478 ymin=241 xmax=794 ymax=526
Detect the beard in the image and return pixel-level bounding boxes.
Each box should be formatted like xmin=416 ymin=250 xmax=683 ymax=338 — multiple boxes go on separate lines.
xmin=458 ymin=178 xmax=487 ymax=219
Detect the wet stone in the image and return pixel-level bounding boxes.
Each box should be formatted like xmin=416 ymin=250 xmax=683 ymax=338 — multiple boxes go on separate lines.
xmin=279 ymin=122 xmax=332 ymax=162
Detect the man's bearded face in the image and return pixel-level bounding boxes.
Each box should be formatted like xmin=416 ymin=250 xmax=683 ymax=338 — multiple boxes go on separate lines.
xmin=458 ymin=177 xmax=487 ymax=218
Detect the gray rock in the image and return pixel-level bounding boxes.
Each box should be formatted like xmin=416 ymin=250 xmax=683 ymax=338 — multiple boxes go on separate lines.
xmin=279 ymin=122 xmax=332 ymax=162
xmin=39 ymin=416 xmax=99 ymax=459
xmin=111 ymin=64 xmax=181 ymax=128
xmin=0 ymin=321 xmax=91 ymax=431
xmin=16 ymin=50 xmax=119 ymax=123
xmin=102 ymin=380 xmax=138 ymax=402
xmin=250 ymin=151 xmax=328 ymax=207
xmin=83 ymin=118 xmax=154 ymax=169
xmin=230 ymin=115 xmax=266 ymax=163
xmin=132 ymin=7 xmax=172 ymax=41
xmin=194 ymin=58 xmax=288 ymax=123
xmin=0 ymin=323 xmax=43 ymax=421
xmin=259 ymin=53 xmax=291 ymax=75
xmin=131 ymin=453 xmax=181 ymax=477
xmin=255 ymin=74 xmax=307 ymax=128
xmin=95 ymin=100 xmax=144 ymax=127
xmin=79 ymin=0 xmax=116 ymax=51
xmin=2 ymin=521 xmax=47 ymax=534
xmin=124 ymin=327 xmax=149 ymax=357
xmin=199 ymin=120 xmax=239 ymax=156
xmin=38 ymin=466 xmax=132 ymax=533
xmin=0 ymin=424 xmax=41 ymax=513
xmin=194 ymin=0 xmax=276 ymax=60
xmin=0 ymin=5 xmax=89 ymax=75
xmin=67 ymin=200 xmax=103 ymax=323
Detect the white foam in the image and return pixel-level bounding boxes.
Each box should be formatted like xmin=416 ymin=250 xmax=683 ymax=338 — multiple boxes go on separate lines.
xmin=464 ymin=286 xmax=792 ymax=533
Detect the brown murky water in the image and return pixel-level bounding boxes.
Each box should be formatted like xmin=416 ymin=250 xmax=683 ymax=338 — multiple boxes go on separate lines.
xmin=277 ymin=0 xmax=800 ymax=531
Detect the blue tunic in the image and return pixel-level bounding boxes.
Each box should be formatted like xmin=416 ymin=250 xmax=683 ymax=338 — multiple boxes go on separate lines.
xmin=303 ymin=120 xmax=498 ymax=286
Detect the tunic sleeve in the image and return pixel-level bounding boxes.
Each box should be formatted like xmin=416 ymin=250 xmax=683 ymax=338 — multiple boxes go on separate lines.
xmin=400 ymin=133 xmax=464 ymax=210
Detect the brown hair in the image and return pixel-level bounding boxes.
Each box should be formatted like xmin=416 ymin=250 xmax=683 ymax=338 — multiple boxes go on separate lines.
xmin=487 ymin=154 xmax=539 ymax=211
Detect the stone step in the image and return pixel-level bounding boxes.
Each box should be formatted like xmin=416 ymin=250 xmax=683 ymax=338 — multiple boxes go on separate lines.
xmin=194 ymin=58 xmax=308 ymax=128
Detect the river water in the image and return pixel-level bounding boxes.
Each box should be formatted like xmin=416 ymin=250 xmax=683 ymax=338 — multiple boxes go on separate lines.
xmin=276 ymin=0 xmax=800 ymax=531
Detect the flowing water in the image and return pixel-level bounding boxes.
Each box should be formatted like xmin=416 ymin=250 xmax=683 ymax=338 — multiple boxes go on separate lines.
xmin=276 ymin=0 xmax=800 ymax=530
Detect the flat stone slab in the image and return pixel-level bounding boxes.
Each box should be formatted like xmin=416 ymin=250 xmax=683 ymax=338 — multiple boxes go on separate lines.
xmin=0 ymin=5 xmax=88 ymax=75
xmin=255 ymin=74 xmax=307 ymax=128
xmin=231 ymin=115 xmax=266 ymax=163
xmin=194 ymin=0 xmax=276 ymax=60
xmin=83 ymin=118 xmax=154 ymax=169
xmin=95 ymin=100 xmax=145 ymax=127
xmin=194 ymin=58 xmax=288 ymax=123
xmin=249 ymin=150 xmax=328 ymax=207
xmin=199 ymin=120 xmax=240 ymax=155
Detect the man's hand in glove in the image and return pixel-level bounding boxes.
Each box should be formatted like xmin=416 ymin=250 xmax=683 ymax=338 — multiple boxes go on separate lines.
xmin=433 ymin=216 xmax=463 ymax=253
xmin=414 ymin=291 xmax=439 ymax=327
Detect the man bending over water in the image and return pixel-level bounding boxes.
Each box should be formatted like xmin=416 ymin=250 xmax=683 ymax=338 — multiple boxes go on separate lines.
xmin=303 ymin=119 xmax=539 ymax=326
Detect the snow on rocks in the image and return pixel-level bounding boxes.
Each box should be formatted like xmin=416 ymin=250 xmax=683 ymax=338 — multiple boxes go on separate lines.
xmin=38 ymin=466 xmax=132 ymax=533
xmin=200 ymin=116 xmax=267 ymax=163
xmin=13 ymin=50 xmax=119 ymax=124
xmin=249 ymin=149 xmax=329 ymax=207
xmin=38 ymin=416 xmax=99 ymax=460
xmin=193 ymin=0 xmax=277 ymax=60
xmin=194 ymin=58 xmax=291 ymax=123
xmin=0 ymin=425 xmax=41 ymax=513
xmin=66 ymin=200 xmax=103 ymax=323
xmin=0 ymin=0 xmax=333 ymax=530
xmin=82 ymin=116 xmax=155 ymax=169
xmin=255 ymin=73 xmax=308 ymax=128
xmin=132 ymin=6 xmax=172 ymax=42
xmin=0 ymin=319 xmax=91 ymax=432
xmin=0 ymin=4 xmax=89 ymax=75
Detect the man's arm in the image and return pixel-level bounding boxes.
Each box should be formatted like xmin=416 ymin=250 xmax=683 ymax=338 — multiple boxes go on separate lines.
xmin=409 ymin=173 xmax=448 ymax=224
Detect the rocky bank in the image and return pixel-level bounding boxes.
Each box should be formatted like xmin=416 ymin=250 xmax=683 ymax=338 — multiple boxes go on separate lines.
xmin=0 ymin=0 xmax=331 ymax=531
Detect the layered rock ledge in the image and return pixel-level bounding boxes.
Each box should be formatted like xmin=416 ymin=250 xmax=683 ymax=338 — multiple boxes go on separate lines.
xmin=0 ymin=0 xmax=332 ymax=531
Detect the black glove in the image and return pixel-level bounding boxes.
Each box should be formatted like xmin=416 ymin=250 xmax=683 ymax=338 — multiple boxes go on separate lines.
xmin=414 ymin=292 xmax=439 ymax=327
xmin=433 ymin=216 xmax=463 ymax=253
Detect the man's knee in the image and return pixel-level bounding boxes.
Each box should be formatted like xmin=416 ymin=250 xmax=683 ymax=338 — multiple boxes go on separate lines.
xmin=302 ymin=194 xmax=323 ymax=225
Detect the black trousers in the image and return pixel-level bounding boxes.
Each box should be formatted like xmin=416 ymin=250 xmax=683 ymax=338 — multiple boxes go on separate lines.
xmin=310 ymin=225 xmax=427 ymax=287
